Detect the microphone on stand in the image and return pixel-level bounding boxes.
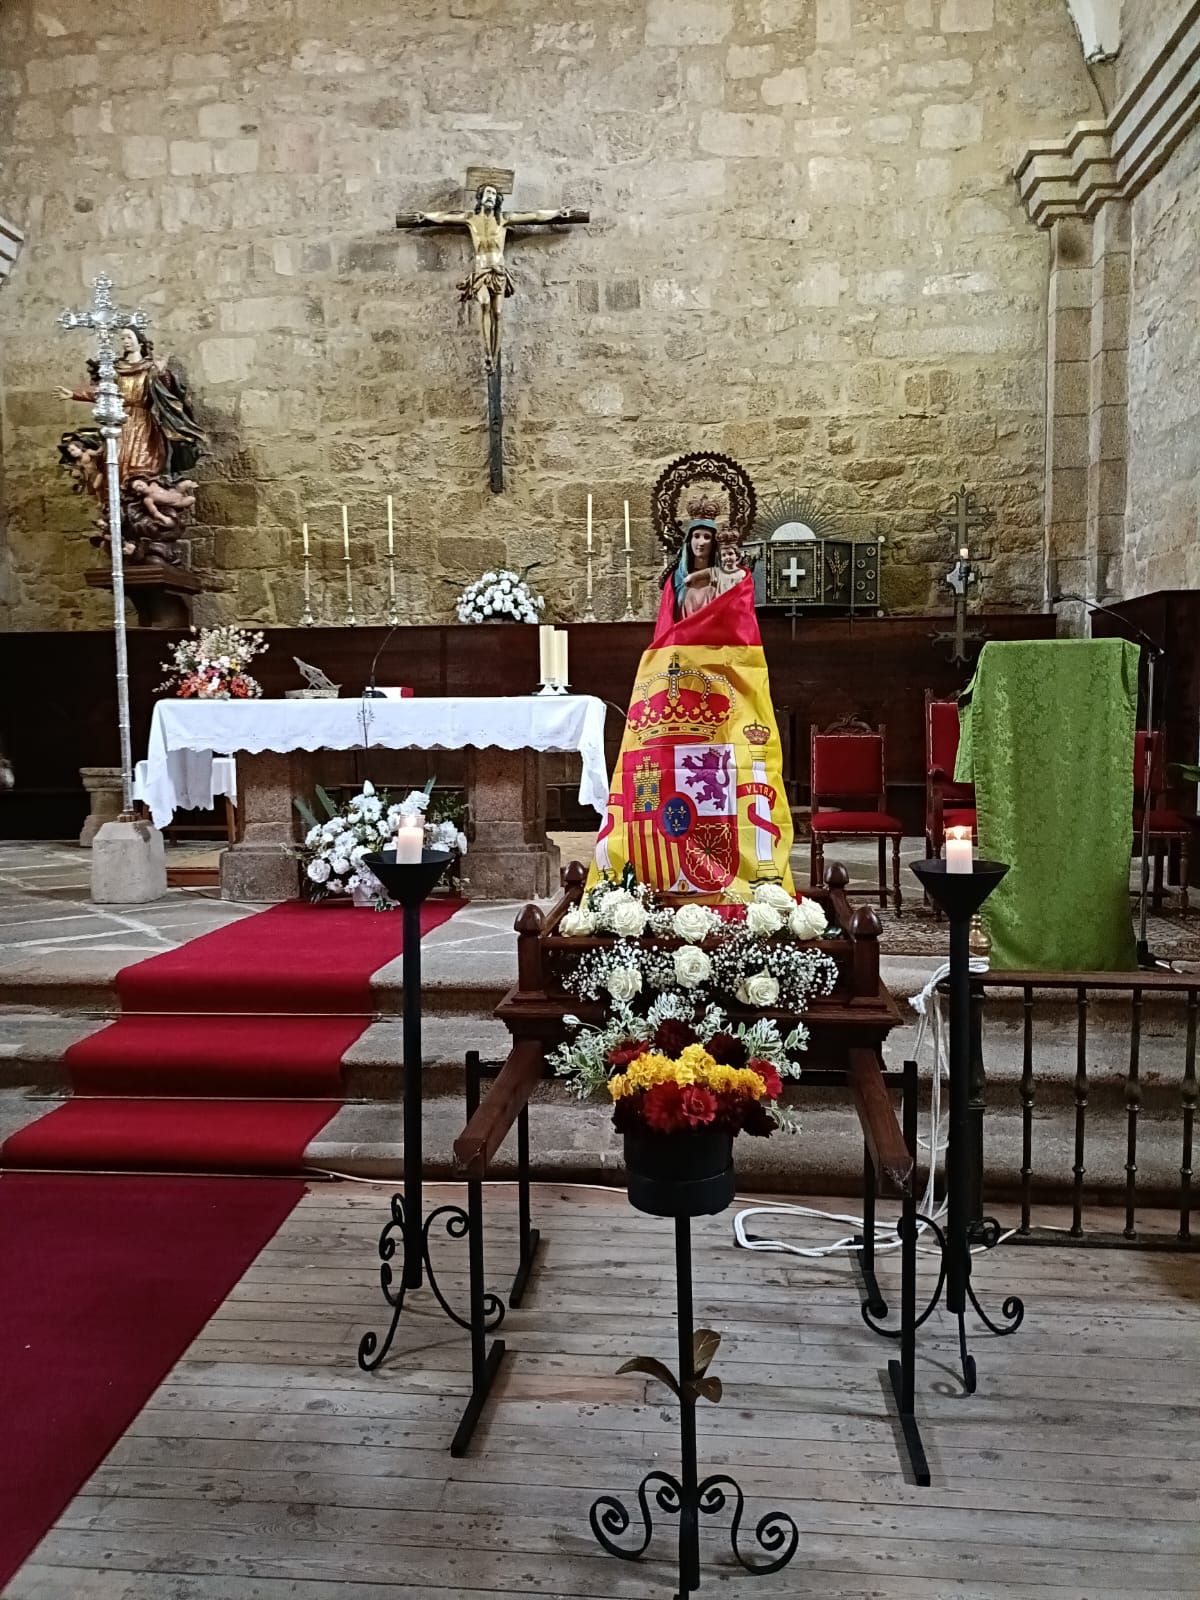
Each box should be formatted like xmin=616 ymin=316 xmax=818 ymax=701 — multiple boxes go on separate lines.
xmin=363 ymin=623 xmax=401 ymax=699
xmin=1052 ymin=593 xmax=1167 ymax=970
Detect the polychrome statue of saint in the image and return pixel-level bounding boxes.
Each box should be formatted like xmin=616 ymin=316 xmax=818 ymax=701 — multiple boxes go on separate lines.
xmin=590 ymin=515 xmax=794 ymax=900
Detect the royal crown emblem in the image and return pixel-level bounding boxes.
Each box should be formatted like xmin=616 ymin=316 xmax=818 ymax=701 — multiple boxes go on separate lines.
xmin=742 ymin=721 xmax=770 ymax=746
xmin=628 ymin=653 xmax=733 ymax=734
xmin=685 ymin=493 xmax=722 ymax=522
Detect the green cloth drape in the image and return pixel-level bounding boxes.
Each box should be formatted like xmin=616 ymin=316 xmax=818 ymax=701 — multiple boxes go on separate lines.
xmin=954 ymin=639 xmax=1139 ymax=972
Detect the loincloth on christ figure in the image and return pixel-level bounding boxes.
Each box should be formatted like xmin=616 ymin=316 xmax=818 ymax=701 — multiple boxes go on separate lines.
xmin=458 ymin=265 xmax=516 ymax=302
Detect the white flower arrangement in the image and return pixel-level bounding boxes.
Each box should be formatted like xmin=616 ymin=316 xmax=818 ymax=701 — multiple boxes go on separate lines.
xmin=295 ymin=781 xmax=468 ymax=907
xmin=456 ymin=569 xmax=545 ymax=625
xmin=554 ymin=869 xmax=838 ymax=1015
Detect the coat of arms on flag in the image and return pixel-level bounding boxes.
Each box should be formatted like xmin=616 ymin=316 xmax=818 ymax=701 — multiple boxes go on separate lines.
xmin=588 ymin=574 xmax=794 ymax=901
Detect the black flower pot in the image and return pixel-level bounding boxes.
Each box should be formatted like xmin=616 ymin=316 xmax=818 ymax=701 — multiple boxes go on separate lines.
xmin=623 ymin=1130 xmax=735 ymax=1218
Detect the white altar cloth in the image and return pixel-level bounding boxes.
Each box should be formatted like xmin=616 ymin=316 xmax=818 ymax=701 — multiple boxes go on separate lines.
xmin=138 ymin=696 xmax=610 ymax=830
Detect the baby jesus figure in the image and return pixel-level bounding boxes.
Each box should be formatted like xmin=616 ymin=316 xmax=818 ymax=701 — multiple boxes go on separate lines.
xmin=714 ymin=528 xmax=748 ymax=595
xmin=126 ymin=475 xmax=198 ymax=530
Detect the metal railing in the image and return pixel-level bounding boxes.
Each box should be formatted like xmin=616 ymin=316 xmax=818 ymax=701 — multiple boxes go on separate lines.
xmin=972 ymin=970 xmax=1199 ymax=1250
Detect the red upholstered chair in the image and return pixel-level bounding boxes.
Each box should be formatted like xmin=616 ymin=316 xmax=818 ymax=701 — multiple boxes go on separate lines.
xmin=925 ymin=692 xmax=976 ymax=860
xmin=1133 ymin=730 xmax=1192 ymax=914
xmin=810 ymin=723 xmax=904 ymax=914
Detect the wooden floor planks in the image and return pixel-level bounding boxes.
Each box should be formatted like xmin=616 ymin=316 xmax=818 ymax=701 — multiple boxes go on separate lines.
xmin=8 ymin=1181 xmax=1200 ymax=1600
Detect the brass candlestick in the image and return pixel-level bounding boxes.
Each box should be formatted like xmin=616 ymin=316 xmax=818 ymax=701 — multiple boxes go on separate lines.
xmin=621 ymin=549 xmax=635 ymax=621
xmin=300 ymin=522 xmax=315 ymax=626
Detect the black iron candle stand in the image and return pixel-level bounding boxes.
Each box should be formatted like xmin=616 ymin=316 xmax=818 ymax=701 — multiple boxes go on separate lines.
xmin=860 ymin=858 xmax=1024 ymax=1479
xmin=355 ymin=850 xmax=506 ymax=1456
xmin=591 ymin=1150 xmax=798 ymax=1599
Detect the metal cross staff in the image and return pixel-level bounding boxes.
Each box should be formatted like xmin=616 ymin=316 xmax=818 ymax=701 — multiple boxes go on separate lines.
xmin=58 ymin=277 xmax=150 ymax=816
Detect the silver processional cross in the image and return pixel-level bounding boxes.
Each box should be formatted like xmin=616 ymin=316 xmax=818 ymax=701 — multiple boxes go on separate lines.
xmin=58 ymin=277 xmax=151 ymax=815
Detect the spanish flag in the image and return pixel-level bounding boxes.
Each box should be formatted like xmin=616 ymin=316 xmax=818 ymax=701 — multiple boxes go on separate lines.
xmin=589 ymin=577 xmax=794 ymax=901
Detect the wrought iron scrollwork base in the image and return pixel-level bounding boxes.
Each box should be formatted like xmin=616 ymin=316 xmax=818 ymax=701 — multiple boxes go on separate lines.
xmin=591 ymin=1469 xmax=799 ymax=1596
xmin=861 ymin=1209 xmax=1024 ymax=1395
xmin=357 ymin=1193 xmax=505 ymax=1374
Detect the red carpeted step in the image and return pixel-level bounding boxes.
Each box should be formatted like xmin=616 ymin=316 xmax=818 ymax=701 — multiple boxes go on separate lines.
xmin=0 ymin=1171 xmax=305 ymax=1589
xmin=1 ymin=1099 xmax=338 ymax=1174
xmin=2 ymin=898 xmax=460 ymax=1177
xmin=118 ymin=899 xmax=461 ymax=1014
xmin=64 ymin=1014 xmax=359 ymax=1097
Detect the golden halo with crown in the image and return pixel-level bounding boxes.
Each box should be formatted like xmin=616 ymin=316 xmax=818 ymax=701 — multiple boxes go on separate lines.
xmin=650 ymin=452 xmax=757 ymax=564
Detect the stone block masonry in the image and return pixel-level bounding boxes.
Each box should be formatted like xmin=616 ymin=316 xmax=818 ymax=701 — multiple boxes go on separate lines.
xmin=0 ymin=0 xmax=1097 ymax=630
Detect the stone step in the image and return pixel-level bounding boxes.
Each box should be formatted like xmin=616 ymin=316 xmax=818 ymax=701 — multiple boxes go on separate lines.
xmin=0 ymin=1004 xmax=1190 ymax=1114
xmin=4 ymin=1086 xmax=1174 ymax=1210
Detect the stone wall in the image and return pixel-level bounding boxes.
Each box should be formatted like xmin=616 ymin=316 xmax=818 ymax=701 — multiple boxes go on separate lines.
xmin=0 ymin=0 xmax=1096 ymax=631
xmin=1121 ymin=2 xmax=1200 ymax=594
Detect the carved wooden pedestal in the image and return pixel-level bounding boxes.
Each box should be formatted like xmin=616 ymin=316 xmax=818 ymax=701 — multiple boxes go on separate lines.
xmin=86 ymin=563 xmax=203 ymax=628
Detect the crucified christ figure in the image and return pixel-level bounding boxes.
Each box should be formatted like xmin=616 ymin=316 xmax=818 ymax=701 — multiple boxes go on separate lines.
xmin=399 ymin=183 xmax=588 ymax=372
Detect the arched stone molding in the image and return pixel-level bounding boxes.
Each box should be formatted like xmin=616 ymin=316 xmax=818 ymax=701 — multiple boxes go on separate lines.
xmin=1016 ymin=3 xmax=1200 ymax=226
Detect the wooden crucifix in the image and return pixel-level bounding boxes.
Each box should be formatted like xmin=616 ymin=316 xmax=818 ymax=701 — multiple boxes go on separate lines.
xmin=397 ymin=169 xmax=590 ymax=492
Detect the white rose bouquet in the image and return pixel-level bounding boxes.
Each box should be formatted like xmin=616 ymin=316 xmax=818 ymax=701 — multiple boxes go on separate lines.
xmin=456 ymin=569 xmax=545 ymax=624
xmin=558 ymin=868 xmax=838 ymax=1016
xmin=295 ymin=780 xmax=468 ymax=906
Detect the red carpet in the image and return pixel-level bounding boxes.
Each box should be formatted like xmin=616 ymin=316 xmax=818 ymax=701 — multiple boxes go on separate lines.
xmin=0 ymin=1171 xmax=304 ymax=1590
xmin=1 ymin=899 xmax=460 ymax=1175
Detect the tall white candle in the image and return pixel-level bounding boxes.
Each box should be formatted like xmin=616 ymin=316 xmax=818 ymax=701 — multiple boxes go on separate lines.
xmin=387 ymin=495 xmax=394 ymax=558
xmin=394 ymin=814 xmax=423 ymax=864
xmin=623 ymin=500 xmax=631 ymax=554
xmin=342 ymin=504 xmax=350 ymax=559
xmin=586 ymin=492 xmax=593 ymax=554
xmin=551 ymin=629 xmax=569 ymax=687
xmin=945 ymin=825 xmax=973 ymax=874
xmin=302 ymin=521 xmax=309 ymax=557
xmin=538 ymin=623 xmax=555 ymax=683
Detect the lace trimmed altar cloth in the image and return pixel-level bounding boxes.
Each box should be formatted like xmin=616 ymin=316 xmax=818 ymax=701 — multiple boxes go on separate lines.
xmin=139 ymin=695 xmax=610 ymax=831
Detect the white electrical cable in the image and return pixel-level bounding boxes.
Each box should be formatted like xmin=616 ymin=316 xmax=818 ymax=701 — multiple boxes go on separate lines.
xmin=731 ymin=957 xmax=992 ymax=1261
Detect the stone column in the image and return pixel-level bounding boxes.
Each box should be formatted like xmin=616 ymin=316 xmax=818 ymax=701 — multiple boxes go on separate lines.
xmin=79 ymin=766 xmax=124 ymax=846
xmin=219 ymin=750 xmax=316 ymax=902
xmin=1087 ymin=200 xmax=1131 ymax=602
xmin=464 ymin=747 xmax=561 ymax=901
xmin=1043 ymin=217 xmax=1093 ymax=633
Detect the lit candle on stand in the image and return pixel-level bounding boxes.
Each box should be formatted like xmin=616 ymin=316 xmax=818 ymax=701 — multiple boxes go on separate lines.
xmin=387 ymin=495 xmax=395 ymax=558
xmin=342 ymin=504 xmax=351 ymax=559
xmin=302 ymin=522 xmax=310 ymax=558
xmin=945 ymin=825 xmax=974 ymax=874
xmin=623 ymin=500 xmax=631 ymax=553
xmin=586 ymin=493 xmax=593 ymax=554
xmin=394 ymin=813 xmax=424 ymax=864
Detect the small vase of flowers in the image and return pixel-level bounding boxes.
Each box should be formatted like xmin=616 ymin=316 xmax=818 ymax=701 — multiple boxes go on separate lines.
xmin=158 ymin=625 xmax=267 ymax=700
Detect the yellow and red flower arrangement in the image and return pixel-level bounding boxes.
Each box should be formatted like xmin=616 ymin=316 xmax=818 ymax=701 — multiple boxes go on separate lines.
xmin=607 ymin=1022 xmax=784 ymax=1139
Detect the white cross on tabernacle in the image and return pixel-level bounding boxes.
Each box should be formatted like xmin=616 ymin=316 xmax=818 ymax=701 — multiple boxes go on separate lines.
xmin=781 ymin=555 xmax=807 ymax=588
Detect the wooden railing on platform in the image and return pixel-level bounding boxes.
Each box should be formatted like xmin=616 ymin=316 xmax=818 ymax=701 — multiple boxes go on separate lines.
xmin=973 ymin=970 xmax=1200 ymax=1249
xmin=454 ymin=862 xmax=912 ymax=1197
